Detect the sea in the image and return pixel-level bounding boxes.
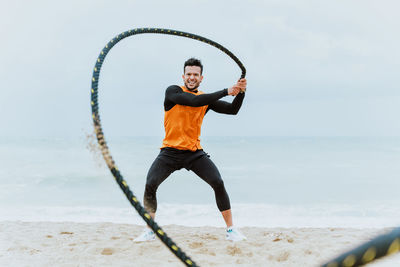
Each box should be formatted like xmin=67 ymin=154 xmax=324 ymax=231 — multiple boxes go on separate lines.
xmin=1 ymin=136 xmax=399 ymax=228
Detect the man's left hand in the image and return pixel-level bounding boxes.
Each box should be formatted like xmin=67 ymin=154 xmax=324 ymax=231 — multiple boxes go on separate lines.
xmin=237 ymin=78 xmax=247 ymax=93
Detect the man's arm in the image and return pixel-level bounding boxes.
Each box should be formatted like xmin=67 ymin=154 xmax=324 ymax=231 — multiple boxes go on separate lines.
xmin=207 ymin=78 xmax=247 ymax=114
xmin=207 ymin=93 xmax=245 ymax=115
xmin=164 ymin=85 xmax=228 ymax=110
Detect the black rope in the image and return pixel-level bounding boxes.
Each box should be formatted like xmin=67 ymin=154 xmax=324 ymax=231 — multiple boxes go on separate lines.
xmin=90 ymin=27 xmax=246 ymax=267
xmin=321 ymin=227 xmax=400 ymax=267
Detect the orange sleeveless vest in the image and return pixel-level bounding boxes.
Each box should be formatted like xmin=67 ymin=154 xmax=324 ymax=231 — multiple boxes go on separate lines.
xmin=161 ymin=86 xmax=208 ymax=151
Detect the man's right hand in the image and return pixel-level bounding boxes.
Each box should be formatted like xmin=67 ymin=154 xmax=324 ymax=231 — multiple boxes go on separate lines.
xmin=228 ymin=86 xmax=241 ymax=96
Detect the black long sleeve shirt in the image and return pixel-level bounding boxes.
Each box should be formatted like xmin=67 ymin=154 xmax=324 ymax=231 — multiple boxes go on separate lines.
xmin=164 ymin=85 xmax=245 ymax=115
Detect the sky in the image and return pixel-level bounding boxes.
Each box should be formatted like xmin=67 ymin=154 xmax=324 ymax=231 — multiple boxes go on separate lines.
xmin=1 ymin=0 xmax=399 ymax=137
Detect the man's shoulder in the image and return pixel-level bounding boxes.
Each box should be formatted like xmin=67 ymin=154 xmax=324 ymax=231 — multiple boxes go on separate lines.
xmin=166 ymin=85 xmax=183 ymax=92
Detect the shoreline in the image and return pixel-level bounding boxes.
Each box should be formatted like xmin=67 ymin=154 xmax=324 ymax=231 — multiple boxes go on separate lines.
xmin=2 ymin=203 xmax=399 ymax=229
xmin=1 ymin=221 xmax=399 ymax=266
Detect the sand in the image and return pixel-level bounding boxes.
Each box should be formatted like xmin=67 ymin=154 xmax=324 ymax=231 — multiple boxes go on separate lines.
xmin=1 ymin=221 xmax=399 ymax=266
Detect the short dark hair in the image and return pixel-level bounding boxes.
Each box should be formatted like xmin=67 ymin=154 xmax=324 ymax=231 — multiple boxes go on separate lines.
xmin=184 ymin=58 xmax=203 ymax=74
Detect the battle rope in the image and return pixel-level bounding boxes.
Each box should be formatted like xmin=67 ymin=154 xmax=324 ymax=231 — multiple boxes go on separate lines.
xmin=321 ymin=227 xmax=400 ymax=267
xmin=90 ymin=28 xmax=246 ymax=267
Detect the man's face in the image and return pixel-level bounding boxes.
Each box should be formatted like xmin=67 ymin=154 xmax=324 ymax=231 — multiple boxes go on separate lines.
xmin=182 ymin=65 xmax=203 ymax=91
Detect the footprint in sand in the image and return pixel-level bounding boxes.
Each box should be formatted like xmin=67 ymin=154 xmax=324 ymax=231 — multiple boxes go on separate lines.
xmin=227 ymin=246 xmax=253 ymax=258
xmin=272 ymin=234 xmax=294 ymax=243
xmin=60 ymin=231 xmax=74 ymax=235
xmin=189 ymin=242 xmax=204 ymax=249
xmin=202 ymin=234 xmax=218 ymax=241
xmin=101 ymin=248 xmax=114 ymax=255
xmin=304 ymin=249 xmax=313 ymax=255
xmin=269 ymin=251 xmax=290 ymax=262
xmin=188 ymin=242 xmax=216 ymax=256
xmin=227 ymin=245 xmax=242 ymax=256
xmin=29 ymin=248 xmax=41 ymax=255
xmin=200 ymin=248 xmax=216 ymax=256
xmin=263 ymin=232 xmax=272 ymax=236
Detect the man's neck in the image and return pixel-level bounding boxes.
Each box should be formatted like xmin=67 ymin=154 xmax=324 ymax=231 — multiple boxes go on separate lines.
xmin=184 ymin=86 xmax=198 ymax=93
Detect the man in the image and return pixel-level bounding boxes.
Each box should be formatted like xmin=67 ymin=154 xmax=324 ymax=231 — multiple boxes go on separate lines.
xmin=135 ymin=58 xmax=247 ymax=242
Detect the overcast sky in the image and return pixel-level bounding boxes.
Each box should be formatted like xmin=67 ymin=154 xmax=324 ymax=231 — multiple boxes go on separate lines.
xmin=1 ymin=0 xmax=399 ymax=137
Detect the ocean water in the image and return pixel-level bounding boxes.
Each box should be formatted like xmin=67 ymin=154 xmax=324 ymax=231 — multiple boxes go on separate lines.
xmin=1 ymin=136 xmax=399 ymax=228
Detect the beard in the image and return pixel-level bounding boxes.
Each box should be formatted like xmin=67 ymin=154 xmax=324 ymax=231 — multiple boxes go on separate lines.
xmin=184 ymin=81 xmax=200 ymax=91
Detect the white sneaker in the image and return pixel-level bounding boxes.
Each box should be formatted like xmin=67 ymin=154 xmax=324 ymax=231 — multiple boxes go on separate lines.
xmin=134 ymin=228 xmax=156 ymax=242
xmin=226 ymin=227 xmax=247 ymax=241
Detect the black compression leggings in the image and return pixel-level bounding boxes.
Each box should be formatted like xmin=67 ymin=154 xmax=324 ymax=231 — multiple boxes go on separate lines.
xmin=143 ymin=150 xmax=231 ymax=213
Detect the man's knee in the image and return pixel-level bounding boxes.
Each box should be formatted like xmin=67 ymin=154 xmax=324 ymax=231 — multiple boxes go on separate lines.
xmin=211 ymin=177 xmax=225 ymax=190
xmin=144 ymin=182 xmax=158 ymax=199
xmin=144 ymin=184 xmax=157 ymax=213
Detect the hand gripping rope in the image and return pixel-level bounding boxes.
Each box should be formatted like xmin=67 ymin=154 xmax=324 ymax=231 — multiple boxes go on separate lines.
xmin=321 ymin=227 xmax=400 ymax=267
xmin=90 ymin=28 xmax=246 ymax=267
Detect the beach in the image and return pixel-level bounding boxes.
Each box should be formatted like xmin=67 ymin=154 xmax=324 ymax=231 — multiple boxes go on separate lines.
xmin=1 ymin=221 xmax=399 ymax=267
xmin=2 ymin=137 xmax=400 ymax=266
